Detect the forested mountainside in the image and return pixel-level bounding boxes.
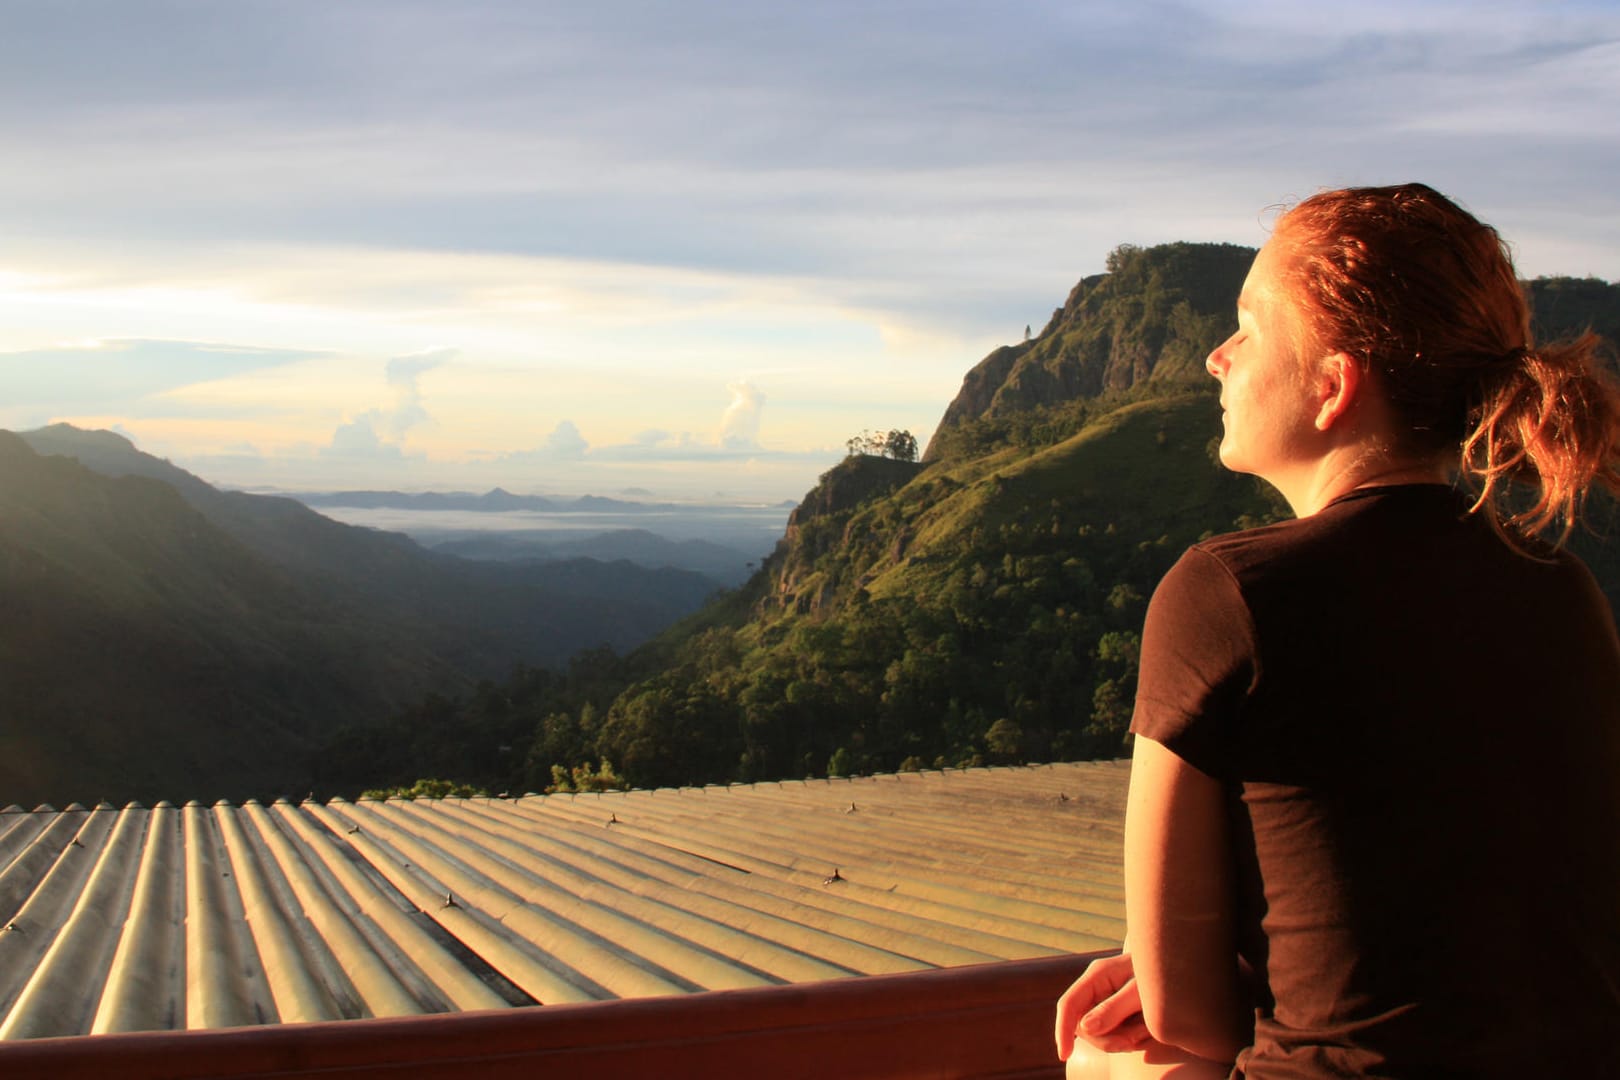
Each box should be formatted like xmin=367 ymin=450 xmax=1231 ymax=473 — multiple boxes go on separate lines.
xmin=1 ymin=430 xmax=720 ymax=805
xmin=332 ymin=245 xmax=1620 ymax=799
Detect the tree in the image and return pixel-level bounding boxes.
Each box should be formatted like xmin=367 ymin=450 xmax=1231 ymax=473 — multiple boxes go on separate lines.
xmin=985 ymin=718 xmax=1022 ymax=762
xmin=845 ymin=428 xmax=918 ymax=462
xmin=360 ymin=777 xmax=487 ymax=800
xmin=546 ymin=758 xmax=629 ymax=794
xmin=883 ymin=429 xmax=919 ymax=463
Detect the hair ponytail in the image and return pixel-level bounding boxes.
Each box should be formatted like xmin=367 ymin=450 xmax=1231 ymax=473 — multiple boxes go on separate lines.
xmin=1463 ymin=332 xmax=1620 ymax=543
xmin=1278 ymin=183 xmax=1620 ymax=546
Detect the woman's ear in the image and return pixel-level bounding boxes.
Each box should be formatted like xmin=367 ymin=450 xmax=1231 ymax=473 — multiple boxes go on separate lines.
xmin=1314 ymin=351 xmax=1362 ymax=431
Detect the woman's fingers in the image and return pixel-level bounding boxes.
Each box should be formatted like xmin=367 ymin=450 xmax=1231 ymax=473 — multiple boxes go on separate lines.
xmin=1083 ymin=1012 xmax=1152 ymax=1054
xmin=1054 ymin=953 xmax=1136 ymax=1058
xmin=1055 ymin=975 xmax=1092 ymax=1059
xmin=1080 ymin=973 xmax=1142 ymax=1039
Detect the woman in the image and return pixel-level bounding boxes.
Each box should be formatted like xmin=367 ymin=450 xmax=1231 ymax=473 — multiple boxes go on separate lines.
xmin=1054 ymin=183 xmax=1620 ymax=1078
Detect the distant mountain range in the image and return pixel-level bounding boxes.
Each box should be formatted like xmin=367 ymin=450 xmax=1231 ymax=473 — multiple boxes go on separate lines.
xmin=292 ymin=488 xmax=798 ymax=513
xmin=291 ymin=487 xmax=792 ymax=586
xmin=296 ymin=489 xmax=669 ymax=513
xmin=424 ymin=529 xmax=764 ymax=587
xmin=2 ymin=426 xmax=725 ymax=806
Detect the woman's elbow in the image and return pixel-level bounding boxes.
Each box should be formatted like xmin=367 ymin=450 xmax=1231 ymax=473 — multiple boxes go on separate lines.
xmin=1140 ymin=995 xmax=1243 ymax=1064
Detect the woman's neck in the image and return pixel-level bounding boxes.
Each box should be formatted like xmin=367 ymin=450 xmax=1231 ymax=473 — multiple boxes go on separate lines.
xmin=1279 ymin=454 xmax=1449 ymax=518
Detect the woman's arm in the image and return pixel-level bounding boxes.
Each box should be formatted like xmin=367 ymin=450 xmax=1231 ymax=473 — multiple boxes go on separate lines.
xmin=1124 ymin=734 xmax=1250 ymax=1064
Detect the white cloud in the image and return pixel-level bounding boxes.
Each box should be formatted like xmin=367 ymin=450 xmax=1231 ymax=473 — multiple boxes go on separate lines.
xmin=718 ymin=380 xmax=766 ymax=450
xmin=545 ymin=420 xmax=589 ymax=459
xmin=323 ymin=411 xmax=404 ymax=461
xmin=384 ymin=347 xmax=453 ymax=438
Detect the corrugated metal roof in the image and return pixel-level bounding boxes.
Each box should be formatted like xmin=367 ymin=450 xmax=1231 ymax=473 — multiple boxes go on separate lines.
xmin=0 ymin=761 xmax=1127 ymax=1041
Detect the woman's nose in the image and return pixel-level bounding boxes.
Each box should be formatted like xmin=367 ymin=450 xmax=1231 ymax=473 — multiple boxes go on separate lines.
xmin=1205 ymin=345 xmax=1227 ymax=379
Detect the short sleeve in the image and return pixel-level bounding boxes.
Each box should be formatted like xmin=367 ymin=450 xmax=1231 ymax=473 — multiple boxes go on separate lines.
xmin=1130 ymin=546 xmax=1258 ymax=780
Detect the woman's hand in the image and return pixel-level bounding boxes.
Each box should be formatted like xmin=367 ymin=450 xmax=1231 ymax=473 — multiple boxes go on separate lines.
xmin=1054 ymin=951 xmax=1153 ymax=1060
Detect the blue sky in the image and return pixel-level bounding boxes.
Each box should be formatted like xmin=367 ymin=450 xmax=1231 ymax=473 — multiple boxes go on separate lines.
xmin=2 ymin=0 xmax=1616 ymax=499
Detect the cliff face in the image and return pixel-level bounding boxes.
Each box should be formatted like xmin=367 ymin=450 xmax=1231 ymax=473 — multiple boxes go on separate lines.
xmin=926 ymin=242 xmax=1255 ymax=459
xmin=771 ymin=454 xmax=924 ymax=615
xmin=784 ymin=455 xmax=923 ymax=535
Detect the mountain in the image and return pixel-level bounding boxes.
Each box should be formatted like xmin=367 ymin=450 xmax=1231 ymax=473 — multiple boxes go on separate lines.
xmin=426 ymin=529 xmax=761 ymax=587
xmin=3 ymin=428 xmax=725 ymax=805
xmin=371 ymin=251 xmax=1620 ymax=798
xmin=0 ymin=432 xmax=450 ymax=804
xmin=293 ymin=488 xmax=679 ymax=513
xmin=927 ymin=243 xmax=1254 ymax=457
xmin=18 ymin=425 xmax=721 ymax=677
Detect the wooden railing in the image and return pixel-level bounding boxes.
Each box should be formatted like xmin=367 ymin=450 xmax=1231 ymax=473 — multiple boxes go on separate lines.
xmin=0 ymin=952 xmax=1108 ymax=1079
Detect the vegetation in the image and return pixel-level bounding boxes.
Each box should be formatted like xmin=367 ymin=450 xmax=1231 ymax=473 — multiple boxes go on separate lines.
xmin=359 ymin=777 xmax=489 ymax=800
xmin=9 ymin=247 xmax=1617 ymax=807
xmin=845 ymin=428 xmax=920 ymax=462
xmin=330 ymin=389 xmax=1285 ymax=796
xmin=344 ymin=255 xmax=1620 ymax=800
xmin=0 ymin=431 xmax=721 ymax=806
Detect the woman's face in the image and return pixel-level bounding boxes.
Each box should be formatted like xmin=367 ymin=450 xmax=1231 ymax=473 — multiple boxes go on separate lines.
xmin=1205 ymin=233 xmax=1324 ymax=487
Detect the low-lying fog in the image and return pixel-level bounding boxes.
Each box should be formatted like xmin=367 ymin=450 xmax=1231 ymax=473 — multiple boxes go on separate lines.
xmin=308 ymin=505 xmax=794 ymax=587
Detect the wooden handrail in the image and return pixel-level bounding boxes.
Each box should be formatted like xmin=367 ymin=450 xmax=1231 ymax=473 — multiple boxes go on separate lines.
xmin=0 ymin=952 xmax=1112 ymax=1079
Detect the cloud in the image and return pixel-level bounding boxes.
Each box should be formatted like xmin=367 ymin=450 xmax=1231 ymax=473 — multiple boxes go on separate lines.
xmin=322 ymin=410 xmax=404 ymax=461
xmin=315 ymin=350 xmax=454 ymax=460
xmin=384 ymin=348 xmax=453 ymax=438
xmin=545 ymin=419 xmax=589 ymax=458
xmin=718 ymin=380 xmax=766 ymax=450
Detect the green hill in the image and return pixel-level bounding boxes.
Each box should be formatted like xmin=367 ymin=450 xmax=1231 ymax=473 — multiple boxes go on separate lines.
xmin=372 ymin=248 xmax=1620 ymax=798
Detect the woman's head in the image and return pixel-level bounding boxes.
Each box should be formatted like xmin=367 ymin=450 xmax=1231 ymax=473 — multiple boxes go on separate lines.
xmin=1272 ymin=183 xmax=1524 ymax=452
xmin=1266 ymin=183 xmax=1620 ymax=540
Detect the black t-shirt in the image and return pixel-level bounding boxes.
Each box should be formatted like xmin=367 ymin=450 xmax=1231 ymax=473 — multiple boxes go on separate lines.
xmin=1132 ymin=484 xmax=1620 ymax=1077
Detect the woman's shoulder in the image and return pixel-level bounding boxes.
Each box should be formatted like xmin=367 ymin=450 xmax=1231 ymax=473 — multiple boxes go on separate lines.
xmin=1185 ymin=513 xmax=1324 ymax=584
xmin=1189 ymin=484 xmax=1470 ymax=582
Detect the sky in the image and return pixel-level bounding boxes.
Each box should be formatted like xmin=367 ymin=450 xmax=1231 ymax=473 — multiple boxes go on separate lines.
xmin=2 ymin=1 xmax=1617 ymax=501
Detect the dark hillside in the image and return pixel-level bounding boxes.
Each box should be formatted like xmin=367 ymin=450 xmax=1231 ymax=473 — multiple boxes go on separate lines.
xmin=0 ymin=432 xmax=457 ymax=805
xmin=17 ymin=425 xmax=719 ymax=679
xmin=3 ymin=428 xmax=723 ymax=804
xmin=1528 ymin=276 xmax=1620 ymax=347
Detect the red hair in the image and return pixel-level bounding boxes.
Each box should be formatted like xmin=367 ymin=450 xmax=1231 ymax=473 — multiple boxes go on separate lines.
xmin=1277 ymin=183 xmax=1620 ymax=542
